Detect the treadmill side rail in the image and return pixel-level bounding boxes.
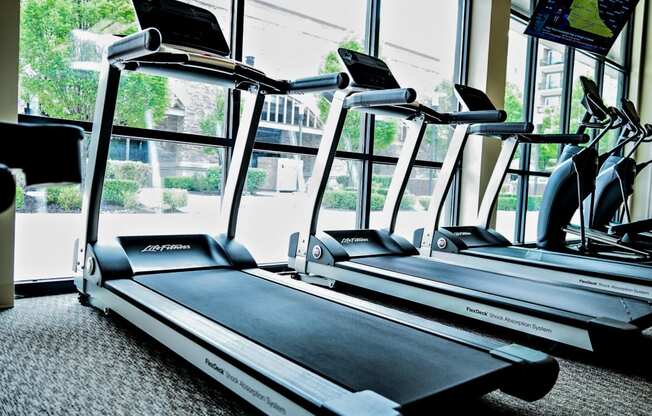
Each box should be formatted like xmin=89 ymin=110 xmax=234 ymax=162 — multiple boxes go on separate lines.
xmin=323 ymin=391 xmax=400 ymax=416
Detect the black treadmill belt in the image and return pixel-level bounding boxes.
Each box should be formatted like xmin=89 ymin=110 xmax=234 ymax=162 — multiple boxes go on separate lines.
xmin=470 ymin=246 xmax=652 ymax=283
xmin=349 ymin=256 xmax=652 ymax=323
xmin=133 ymin=269 xmax=510 ymax=406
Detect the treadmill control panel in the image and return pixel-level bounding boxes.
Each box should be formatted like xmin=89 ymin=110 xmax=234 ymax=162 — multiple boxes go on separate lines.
xmin=338 ymin=48 xmax=401 ymax=90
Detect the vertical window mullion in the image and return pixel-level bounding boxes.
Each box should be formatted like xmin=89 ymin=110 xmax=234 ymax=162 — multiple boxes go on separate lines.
xmin=358 ymin=0 xmax=381 ymax=229
xmin=560 ymin=47 xmax=574 ymax=136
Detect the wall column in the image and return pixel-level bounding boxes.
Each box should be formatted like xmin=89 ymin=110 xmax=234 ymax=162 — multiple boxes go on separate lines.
xmin=459 ymin=0 xmax=511 ymax=226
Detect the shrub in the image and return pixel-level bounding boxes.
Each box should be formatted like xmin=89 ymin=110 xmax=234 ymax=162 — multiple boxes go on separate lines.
xmin=372 ymin=175 xmax=392 ymax=190
xmin=163 ymin=188 xmax=188 ymax=212
xmin=15 ymin=186 xmax=24 ymax=210
xmin=163 ymin=168 xmax=221 ymax=193
xmin=47 ymin=186 xmax=82 ymax=212
xmin=103 ymin=179 xmax=139 ymax=208
xmin=418 ymin=196 xmax=430 ymax=210
xmin=370 ymin=193 xmax=385 ymax=211
xmin=497 ymin=195 xmax=517 ymax=211
xmin=527 ymin=195 xmax=543 ymax=211
xmin=323 ymin=190 xmax=357 ymax=210
xmin=107 ymin=160 xmax=151 ymax=187
xmin=205 ymin=167 xmax=221 ymax=193
xmin=164 ymin=176 xmax=195 ymax=191
xmin=246 ymin=168 xmax=267 ymax=194
xmin=370 ymin=192 xmax=415 ymax=211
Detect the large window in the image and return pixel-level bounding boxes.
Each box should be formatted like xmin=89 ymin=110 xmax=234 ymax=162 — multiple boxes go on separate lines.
xmin=500 ymin=2 xmax=632 ymax=244
xmin=16 ymin=0 xmax=470 ymax=279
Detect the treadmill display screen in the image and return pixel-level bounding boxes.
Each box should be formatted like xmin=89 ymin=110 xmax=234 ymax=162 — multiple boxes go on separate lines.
xmin=338 ymin=48 xmax=401 ymax=90
xmin=525 ymin=0 xmax=638 ymax=56
xmin=132 ymin=0 xmax=230 ymax=56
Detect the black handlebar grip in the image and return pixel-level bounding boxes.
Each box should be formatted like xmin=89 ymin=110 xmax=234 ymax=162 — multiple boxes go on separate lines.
xmin=345 ymin=88 xmax=417 ymax=108
xmin=521 ymin=133 xmax=589 ymax=144
xmin=107 ymin=28 xmax=162 ymax=62
xmin=287 ymin=73 xmax=350 ymax=93
xmin=448 ymin=110 xmax=507 ymax=123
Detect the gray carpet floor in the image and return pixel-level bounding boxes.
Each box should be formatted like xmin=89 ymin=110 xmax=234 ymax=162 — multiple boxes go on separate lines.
xmin=0 ymin=292 xmax=650 ymax=415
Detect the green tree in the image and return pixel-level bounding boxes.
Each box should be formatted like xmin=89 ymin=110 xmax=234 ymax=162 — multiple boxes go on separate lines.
xmin=20 ymin=0 xmax=168 ymax=127
xmin=504 ymin=83 xmax=524 ymax=122
xmin=317 ymin=40 xmax=397 ymax=152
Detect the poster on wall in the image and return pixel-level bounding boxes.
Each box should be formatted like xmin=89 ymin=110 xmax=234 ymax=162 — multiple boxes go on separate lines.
xmin=525 ymin=0 xmax=639 ymax=55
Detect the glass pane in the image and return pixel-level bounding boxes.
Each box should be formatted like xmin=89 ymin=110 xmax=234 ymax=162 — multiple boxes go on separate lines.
xmin=511 ymin=0 xmax=531 ymax=15
xmin=531 ymin=40 xmax=566 ymax=172
xmin=18 ymin=0 xmax=230 ymax=137
xmin=243 ymin=0 xmax=367 ymax=151
xmin=505 ymin=18 xmax=528 ymax=122
xmin=14 ymin=132 xmax=90 ymax=280
xmin=523 ymin=176 xmax=548 ymax=242
xmin=601 ymin=65 xmax=625 ymax=153
xmin=237 ymin=151 xmax=317 ymax=263
xmin=318 ymin=159 xmax=362 ymax=231
xmin=15 ymin=179 xmax=84 ymax=280
xmin=569 ymin=52 xmax=597 ymax=133
xmin=375 ymin=0 xmax=460 ymax=159
xmin=607 ymin=24 xmax=627 ymax=64
xmin=369 ymin=165 xmax=446 ymax=241
xmin=98 ymin=138 xmax=224 ymax=240
xmin=496 ymin=173 xmax=521 ymax=243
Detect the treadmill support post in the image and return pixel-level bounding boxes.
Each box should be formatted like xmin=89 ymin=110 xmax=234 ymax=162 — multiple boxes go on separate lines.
xmin=77 ymin=61 xmax=122 ymax=292
xmin=381 ymin=116 xmax=427 ymax=234
xmin=419 ymin=124 xmax=470 ymax=255
xmin=476 ymin=136 xmax=519 ymax=229
xmin=219 ymin=88 xmax=266 ymax=239
xmin=294 ymin=91 xmax=349 ymax=273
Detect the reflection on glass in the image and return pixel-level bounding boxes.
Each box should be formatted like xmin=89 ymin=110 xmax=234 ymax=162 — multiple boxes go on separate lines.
xmin=531 ymin=40 xmax=566 ymax=172
xmin=524 ymin=175 xmax=549 ymax=242
xmin=243 ymin=0 xmax=367 ymax=151
xmin=511 ymin=0 xmax=531 ymax=15
xmin=18 ymin=0 xmax=230 ymax=137
xmin=569 ymin=52 xmax=597 ymax=134
xmin=375 ymin=0 xmax=460 ymax=160
xmin=505 ymin=18 xmax=528 ymax=122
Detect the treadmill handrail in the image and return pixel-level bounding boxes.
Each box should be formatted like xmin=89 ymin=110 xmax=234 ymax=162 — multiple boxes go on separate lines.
xmin=344 ymin=88 xmax=417 ymax=108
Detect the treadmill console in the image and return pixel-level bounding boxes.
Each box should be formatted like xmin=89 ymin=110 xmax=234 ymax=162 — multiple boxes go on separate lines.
xmin=338 ymin=48 xmax=400 ymax=89
xmin=454 ymin=84 xmax=496 ymax=111
xmin=132 ymin=0 xmax=230 ymax=56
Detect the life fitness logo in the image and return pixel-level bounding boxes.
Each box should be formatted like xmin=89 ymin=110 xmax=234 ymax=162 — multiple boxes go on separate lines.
xmin=141 ymin=244 xmax=191 ymax=253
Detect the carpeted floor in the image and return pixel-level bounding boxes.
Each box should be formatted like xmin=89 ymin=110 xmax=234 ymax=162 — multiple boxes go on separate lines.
xmin=0 ymin=292 xmax=650 ymax=416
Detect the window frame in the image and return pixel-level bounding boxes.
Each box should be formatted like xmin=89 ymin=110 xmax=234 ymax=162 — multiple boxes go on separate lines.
xmin=16 ymin=0 xmax=472 ymax=284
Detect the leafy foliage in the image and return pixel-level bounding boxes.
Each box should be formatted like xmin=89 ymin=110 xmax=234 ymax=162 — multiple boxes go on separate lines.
xmin=246 ymin=168 xmax=267 ymax=194
xmin=106 ymin=160 xmax=152 ymax=187
xmin=15 ymin=187 xmax=25 ymax=210
xmin=163 ymin=168 xmax=221 ymax=193
xmin=103 ymin=179 xmax=139 ymax=208
xmin=163 ymin=188 xmax=188 ymax=212
xmin=47 ymin=185 xmax=82 ymax=211
xmin=20 ymin=0 xmax=168 ymax=127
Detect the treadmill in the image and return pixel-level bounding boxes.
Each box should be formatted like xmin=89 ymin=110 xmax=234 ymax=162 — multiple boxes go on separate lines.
xmin=421 ymin=78 xmax=652 ymax=301
xmin=74 ymin=2 xmax=559 ymax=414
xmin=288 ymin=55 xmax=652 ymax=354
